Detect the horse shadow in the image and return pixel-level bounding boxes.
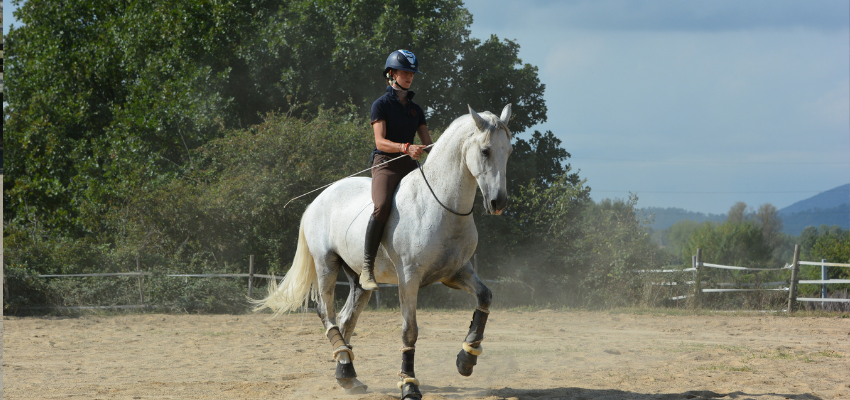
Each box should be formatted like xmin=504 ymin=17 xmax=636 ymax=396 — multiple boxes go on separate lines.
xmin=369 ymin=386 xmax=824 ymax=400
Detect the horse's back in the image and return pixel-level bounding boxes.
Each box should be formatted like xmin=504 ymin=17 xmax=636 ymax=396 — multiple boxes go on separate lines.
xmin=302 ymin=177 xmax=373 ymax=268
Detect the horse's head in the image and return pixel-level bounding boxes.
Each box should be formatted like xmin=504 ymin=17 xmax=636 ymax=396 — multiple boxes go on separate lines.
xmin=465 ymin=104 xmax=512 ymax=215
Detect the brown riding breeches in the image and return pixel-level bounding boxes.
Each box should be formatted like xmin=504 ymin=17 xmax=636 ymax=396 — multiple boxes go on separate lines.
xmin=371 ymin=153 xmax=418 ymax=223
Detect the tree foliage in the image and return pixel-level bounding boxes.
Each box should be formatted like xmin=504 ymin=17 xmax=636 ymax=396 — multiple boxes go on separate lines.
xmin=5 ymin=1 xmax=691 ymax=312
xmin=4 ymin=0 xmax=546 ymax=234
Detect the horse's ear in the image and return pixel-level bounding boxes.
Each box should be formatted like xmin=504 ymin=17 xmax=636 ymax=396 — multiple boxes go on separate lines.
xmin=468 ymin=105 xmax=489 ymax=132
xmin=500 ymin=104 xmax=512 ymax=126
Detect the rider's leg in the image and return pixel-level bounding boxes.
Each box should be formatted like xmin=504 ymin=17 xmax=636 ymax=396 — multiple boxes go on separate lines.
xmin=361 ymin=155 xmax=391 ymax=290
xmin=360 ymin=154 xmax=412 ymax=290
xmin=359 ymin=215 xmax=384 ymax=290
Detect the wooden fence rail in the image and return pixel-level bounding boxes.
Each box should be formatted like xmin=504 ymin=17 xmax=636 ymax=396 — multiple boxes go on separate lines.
xmin=637 ymin=244 xmax=850 ymax=312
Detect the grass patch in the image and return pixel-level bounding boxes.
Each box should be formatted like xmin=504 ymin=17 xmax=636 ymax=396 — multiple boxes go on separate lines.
xmin=813 ymin=350 xmax=843 ymax=358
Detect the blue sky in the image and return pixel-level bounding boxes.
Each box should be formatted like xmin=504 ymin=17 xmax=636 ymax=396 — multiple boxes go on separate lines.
xmin=5 ymin=1 xmax=850 ymax=214
xmin=463 ymin=0 xmax=850 ymax=214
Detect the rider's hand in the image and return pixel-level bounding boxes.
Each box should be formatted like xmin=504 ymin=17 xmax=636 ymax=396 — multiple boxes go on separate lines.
xmin=408 ymin=144 xmax=425 ymax=160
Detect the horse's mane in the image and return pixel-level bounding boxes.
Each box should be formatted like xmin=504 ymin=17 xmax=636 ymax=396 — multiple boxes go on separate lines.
xmin=439 ymin=112 xmax=511 ymax=144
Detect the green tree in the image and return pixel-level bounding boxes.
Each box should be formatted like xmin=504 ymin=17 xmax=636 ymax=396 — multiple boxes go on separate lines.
xmin=4 ymin=0 xmax=547 ymax=236
xmin=727 ymin=201 xmax=748 ymax=224
xmin=664 ymin=219 xmax=701 ymax=259
xmin=683 ymin=221 xmax=773 ymax=268
xmin=796 ymin=226 xmax=849 ymax=295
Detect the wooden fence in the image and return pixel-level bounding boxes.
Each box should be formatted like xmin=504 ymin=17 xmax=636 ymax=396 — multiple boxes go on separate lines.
xmin=640 ymin=244 xmax=850 ymax=312
xmin=13 ymin=254 xmax=399 ymax=310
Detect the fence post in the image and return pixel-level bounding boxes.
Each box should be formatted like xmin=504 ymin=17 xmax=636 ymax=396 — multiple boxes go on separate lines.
xmin=787 ymin=244 xmax=800 ymax=313
xmin=136 ymin=256 xmax=145 ymax=306
xmin=692 ymin=249 xmax=702 ymax=309
xmin=821 ymin=259 xmax=828 ymax=305
xmin=374 ymin=288 xmax=381 ymax=310
xmin=248 ymin=255 xmax=255 ymax=297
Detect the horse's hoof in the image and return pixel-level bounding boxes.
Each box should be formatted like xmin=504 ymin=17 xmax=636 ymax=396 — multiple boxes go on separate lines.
xmin=335 ymin=361 xmax=357 ymax=380
xmin=337 ymin=378 xmax=368 ymax=394
xmin=456 ymin=348 xmax=477 ymax=377
xmin=400 ymin=382 xmax=422 ymax=399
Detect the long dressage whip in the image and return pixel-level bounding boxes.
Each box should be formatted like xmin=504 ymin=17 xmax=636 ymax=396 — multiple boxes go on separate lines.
xmin=282 ymin=144 xmax=435 ymax=209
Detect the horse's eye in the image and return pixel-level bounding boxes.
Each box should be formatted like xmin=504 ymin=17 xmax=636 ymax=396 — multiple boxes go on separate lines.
xmin=481 ymin=148 xmax=491 ymax=157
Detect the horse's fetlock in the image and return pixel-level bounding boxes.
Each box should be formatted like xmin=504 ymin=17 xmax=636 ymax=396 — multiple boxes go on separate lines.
xmin=401 ymin=348 xmax=416 ymax=377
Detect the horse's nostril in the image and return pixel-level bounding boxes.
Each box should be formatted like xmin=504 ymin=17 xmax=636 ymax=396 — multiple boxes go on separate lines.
xmin=490 ymin=199 xmax=498 ymax=210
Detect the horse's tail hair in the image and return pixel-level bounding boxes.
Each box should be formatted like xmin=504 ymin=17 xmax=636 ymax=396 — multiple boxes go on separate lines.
xmin=251 ymin=215 xmax=318 ymax=317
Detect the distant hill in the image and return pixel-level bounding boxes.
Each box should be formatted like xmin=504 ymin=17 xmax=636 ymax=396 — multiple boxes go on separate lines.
xmin=780 ymin=184 xmax=849 ymax=215
xmin=778 ymin=183 xmax=850 ymax=235
xmin=641 ymin=183 xmax=850 ymax=235
xmin=781 ymin=203 xmax=850 ymax=236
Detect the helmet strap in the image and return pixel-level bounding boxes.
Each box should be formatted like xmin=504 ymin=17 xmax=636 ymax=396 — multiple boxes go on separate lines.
xmin=388 ymin=70 xmax=410 ymax=91
xmin=392 ymin=81 xmax=410 ymax=91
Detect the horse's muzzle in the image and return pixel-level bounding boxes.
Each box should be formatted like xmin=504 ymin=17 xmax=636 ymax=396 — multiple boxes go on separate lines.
xmin=488 ymin=192 xmax=508 ymax=215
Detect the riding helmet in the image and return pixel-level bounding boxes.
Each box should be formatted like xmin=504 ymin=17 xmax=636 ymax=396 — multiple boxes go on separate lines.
xmin=384 ymin=50 xmax=423 ymax=77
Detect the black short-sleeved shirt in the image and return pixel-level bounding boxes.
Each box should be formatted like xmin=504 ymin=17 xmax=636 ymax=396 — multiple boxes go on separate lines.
xmin=370 ymin=86 xmax=427 ymax=156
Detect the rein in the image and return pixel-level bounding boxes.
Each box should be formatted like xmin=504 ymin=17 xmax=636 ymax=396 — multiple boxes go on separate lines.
xmin=416 ymin=160 xmax=474 ymax=216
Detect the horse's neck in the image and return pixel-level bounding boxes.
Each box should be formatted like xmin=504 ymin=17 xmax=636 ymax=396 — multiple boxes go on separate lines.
xmin=414 ymin=133 xmax=478 ymax=214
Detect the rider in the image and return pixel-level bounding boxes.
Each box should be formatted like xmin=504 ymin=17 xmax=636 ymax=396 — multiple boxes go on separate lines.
xmin=360 ymin=50 xmax=433 ymax=291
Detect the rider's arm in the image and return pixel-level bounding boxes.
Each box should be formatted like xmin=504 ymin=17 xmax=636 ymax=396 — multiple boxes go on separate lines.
xmin=372 ymin=120 xmax=406 ymax=153
xmin=416 ymin=124 xmax=433 ymax=147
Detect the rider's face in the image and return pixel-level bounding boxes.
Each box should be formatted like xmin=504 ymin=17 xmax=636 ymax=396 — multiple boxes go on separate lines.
xmin=393 ymin=70 xmax=415 ymax=89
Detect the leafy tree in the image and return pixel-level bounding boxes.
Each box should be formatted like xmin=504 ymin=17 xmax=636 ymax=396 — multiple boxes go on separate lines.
xmin=664 ymin=219 xmax=701 ymax=259
xmin=683 ymin=221 xmax=773 ymax=268
xmin=573 ymin=196 xmax=669 ymax=307
xmin=4 ymin=0 xmax=547 ymax=236
xmin=797 ymin=226 xmax=849 ymax=295
xmin=727 ymin=202 xmax=748 ymax=224
xmin=753 ymin=203 xmax=782 ymax=246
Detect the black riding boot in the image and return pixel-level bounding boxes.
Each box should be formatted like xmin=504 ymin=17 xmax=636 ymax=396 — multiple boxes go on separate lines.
xmin=359 ymin=216 xmax=384 ymax=291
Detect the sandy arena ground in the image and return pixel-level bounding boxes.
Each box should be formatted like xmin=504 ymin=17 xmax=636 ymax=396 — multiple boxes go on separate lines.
xmin=2 ymin=309 xmax=849 ymax=400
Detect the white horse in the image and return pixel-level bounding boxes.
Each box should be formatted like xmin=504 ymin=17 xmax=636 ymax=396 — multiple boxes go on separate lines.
xmin=253 ymin=104 xmax=512 ymax=399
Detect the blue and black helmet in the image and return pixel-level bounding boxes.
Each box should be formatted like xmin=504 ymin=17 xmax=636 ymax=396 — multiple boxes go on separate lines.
xmin=384 ymin=50 xmax=423 ymax=77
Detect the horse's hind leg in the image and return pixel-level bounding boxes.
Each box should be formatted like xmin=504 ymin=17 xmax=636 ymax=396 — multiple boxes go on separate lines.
xmin=338 ymin=263 xmax=373 ymax=342
xmin=314 ymin=253 xmax=368 ymax=394
xmin=443 ymin=261 xmax=492 ymax=377
xmin=334 ymin=263 xmax=373 ymax=393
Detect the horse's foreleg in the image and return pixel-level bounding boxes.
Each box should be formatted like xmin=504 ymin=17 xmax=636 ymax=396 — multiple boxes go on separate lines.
xmin=398 ymin=280 xmax=422 ymax=400
xmin=445 ymin=262 xmax=492 ymax=377
xmin=315 ymin=256 xmax=366 ymax=394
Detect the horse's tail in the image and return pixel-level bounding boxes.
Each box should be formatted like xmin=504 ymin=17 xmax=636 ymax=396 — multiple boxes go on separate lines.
xmin=251 ymin=214 xmax=318 ymax=317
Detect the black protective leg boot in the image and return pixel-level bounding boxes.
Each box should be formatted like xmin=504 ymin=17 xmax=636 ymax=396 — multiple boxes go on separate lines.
xmin=359 ymin=216 xmax=384 ymax=291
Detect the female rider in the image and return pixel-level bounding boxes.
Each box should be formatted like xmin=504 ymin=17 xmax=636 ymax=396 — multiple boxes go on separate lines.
xmin=360 ymin=50 xmax=433 ymax=290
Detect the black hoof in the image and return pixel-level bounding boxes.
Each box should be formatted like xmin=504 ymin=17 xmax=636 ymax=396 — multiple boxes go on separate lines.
xmin=456 ymin=349 xmax=478 ymax=377
xmin=401 ymin=382 xmax=422 ymax=399
xmin=335 ymin=362 xmax=357 ymax=380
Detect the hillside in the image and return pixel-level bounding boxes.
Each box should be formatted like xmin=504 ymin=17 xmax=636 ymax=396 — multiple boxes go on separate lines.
xmin=780 ymin=183 xmax=849 ymax=214
xmin=642 ymin=183 xmax=850 ymax=235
